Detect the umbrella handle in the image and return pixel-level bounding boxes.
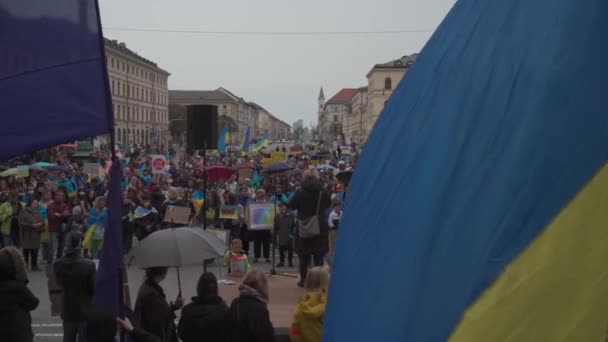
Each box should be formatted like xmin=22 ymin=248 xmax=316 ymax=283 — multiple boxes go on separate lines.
xmin=176 ymin=267 xmax=182 ymax=294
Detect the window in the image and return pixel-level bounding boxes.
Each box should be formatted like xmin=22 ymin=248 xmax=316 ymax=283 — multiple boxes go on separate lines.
xmin=111 ymin=58 xmax=114 ymax=68
xmin=333 ymin=115 xmax=338 ymax=122
xmin=384 ymin=77 xmax=392 ymax=90
xmin=111 ymin=80 xmax=115 ymax=94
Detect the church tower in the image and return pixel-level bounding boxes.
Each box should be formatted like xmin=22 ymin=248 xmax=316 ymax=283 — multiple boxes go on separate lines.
xmin=318 ymin=86 xmax=325 ymax=113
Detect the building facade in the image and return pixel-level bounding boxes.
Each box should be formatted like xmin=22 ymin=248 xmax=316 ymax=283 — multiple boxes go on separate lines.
xmin=105 ymin=39 xmax=171 ymax=148
xmin=346 ymin=86 xmax=368 ymax=144
xmin=364 ymin=54 xmax=418 ymax=137
xmin=318 ymin=88 xmax=358 ymax=144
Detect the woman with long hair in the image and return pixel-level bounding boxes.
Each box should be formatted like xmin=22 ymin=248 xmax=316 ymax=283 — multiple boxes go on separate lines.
xmin=228 ymin=270 xmax=274 ymax=342
xmin=289 ymin=267 xmax=330 ymax=342
xmin=134 ymin=267 xmax=183 ymax=342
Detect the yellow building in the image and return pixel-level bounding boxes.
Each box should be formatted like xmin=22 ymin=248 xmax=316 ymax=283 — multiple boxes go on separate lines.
xmin=105 ymin=39 xmax=170 ymax=148
xmin=363 ymin=53 xmax=418 ymax=139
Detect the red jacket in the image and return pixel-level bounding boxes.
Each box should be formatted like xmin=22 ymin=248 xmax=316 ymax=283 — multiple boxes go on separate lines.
xmin=47 ymin=202 xmax=70 ymax=233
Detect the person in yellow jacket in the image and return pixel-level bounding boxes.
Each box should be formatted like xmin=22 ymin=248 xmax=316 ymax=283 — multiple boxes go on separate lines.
xmin=290 ymin=266 xmax=330 ymax=342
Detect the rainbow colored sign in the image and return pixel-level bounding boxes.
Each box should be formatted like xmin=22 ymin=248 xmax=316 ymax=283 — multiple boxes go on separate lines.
xmin=248 ymin=203 xmax=275 ymax=230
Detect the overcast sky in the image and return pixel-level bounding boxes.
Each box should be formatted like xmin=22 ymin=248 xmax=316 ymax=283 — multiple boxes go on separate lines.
xmin=99 ymin=0 xmax=455 ymax=125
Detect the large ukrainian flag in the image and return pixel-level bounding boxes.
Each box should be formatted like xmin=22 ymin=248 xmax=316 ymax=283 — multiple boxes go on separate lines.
xmin=323 ymin=0 xmax=608 ymax=341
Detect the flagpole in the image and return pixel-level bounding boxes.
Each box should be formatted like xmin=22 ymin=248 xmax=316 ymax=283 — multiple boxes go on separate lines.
xmin=93 ymin=2 xmax=125 ymax=342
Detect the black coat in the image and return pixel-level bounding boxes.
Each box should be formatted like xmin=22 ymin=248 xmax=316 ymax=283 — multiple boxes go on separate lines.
xmin=288 ymin=179 xmax=331 ymax=255
xmin=53 ymin=251 xmax=96 ymax=322
xmin=178 ymin=295 xmax=229 ymax=342
xmin=0 ymin=252 xmax=39 ymax=342
xmin=228 ymin=291 xmax=274 ymax=342
xmin=134 ymin=280 xmax=177 ymax=342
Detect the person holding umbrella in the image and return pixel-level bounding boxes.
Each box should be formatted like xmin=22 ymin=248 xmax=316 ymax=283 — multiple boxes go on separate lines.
xmin=134 ymin=267 xmax=183 ymax=342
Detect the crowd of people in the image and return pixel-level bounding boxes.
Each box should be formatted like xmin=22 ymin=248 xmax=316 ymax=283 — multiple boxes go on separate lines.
xmin=0 ymin=142 xmax=353 ymax=342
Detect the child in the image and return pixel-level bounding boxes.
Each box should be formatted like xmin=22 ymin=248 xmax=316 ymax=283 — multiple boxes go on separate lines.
xmin=274 ymin=201 xmax=295 ymax=267
xmin=224 ymin=239 xmax=251 ymax=276
xmin=327 ymin=200 xmax=342 ymax=265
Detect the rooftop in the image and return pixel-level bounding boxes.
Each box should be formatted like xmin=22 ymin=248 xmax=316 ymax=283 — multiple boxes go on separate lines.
xmin=168 ymin=89 xmax=234 ymax=102
xmin=104 ymin=38 xmax=169 ymax=74
xmin=326 ymin=88 xmax=359 ymax=105
xmin=374 ymin=53 xmax=419 ymax=69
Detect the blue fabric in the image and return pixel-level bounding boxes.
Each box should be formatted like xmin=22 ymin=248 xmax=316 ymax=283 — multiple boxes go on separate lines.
xmin=323 ymin=0 xmax=608 ymax=341
xmin=93 ymin=161 xmax=124 ymax=316
xmin=242 ymin=127 xmax=251 ymax=153
xmin=86 ymin=207 xmax=108 ymax=231
xmin=0 ymin=1 xmax=112 ymax=161
xmin=218 ymin=125 xmax=228 ymax=152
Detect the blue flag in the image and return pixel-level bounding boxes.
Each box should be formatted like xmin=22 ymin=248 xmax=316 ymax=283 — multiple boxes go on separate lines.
xmin=0 ymin=0 xmax=113 ymax=160
xmin=217 ymin=125 xmax=228 ymax=152
xmin=241 ymin=127 xmax=251 ymax=154
xmin=93 ymin=160 xmax=124 ymax=316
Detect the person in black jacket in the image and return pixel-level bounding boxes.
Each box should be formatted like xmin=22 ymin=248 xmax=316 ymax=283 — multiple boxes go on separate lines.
xmin=134 ymin=267 xmax=183 ymax=342
xmin=178 ymin=272 xmax=229 ymax=342
xmin=54 ymin=231 xmax=96 ymax=342
xmin=85 ymin=310 xmax=162 ymax=342
xmin=228 ymin=270 xmax=274 ymax=342
xmin=288 ymin=169 xmax=332 ymax=287
xmin=0 ymin=246 xmax=39 ymax=342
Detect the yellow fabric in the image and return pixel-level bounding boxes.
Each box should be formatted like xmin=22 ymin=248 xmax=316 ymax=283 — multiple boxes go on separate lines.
xmin=40 ymin=220 xmax=49 ymax=243
xmin=83 ymin=224 xmax=104 ymax=250
xmin=450 ymin=163 xmax=608 ymax=342
xmin=291 ymin=292 xmax=327 ymax=342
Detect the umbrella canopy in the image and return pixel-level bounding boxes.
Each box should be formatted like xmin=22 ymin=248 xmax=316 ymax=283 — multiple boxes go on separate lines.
xmin=0 ymin=168 xmax=18 ymax=177
xmin=335 ymin=170 xmax=353 ymax=186
xmin=127 ymin=227 xmax=225 ymax=269
xmin=262 ymin=162 xmax=295 ymax=175
xmin=31 ymin=162 xmax=53 ymax=168
xmin=206 ymin=165 xmax=232 ymax=182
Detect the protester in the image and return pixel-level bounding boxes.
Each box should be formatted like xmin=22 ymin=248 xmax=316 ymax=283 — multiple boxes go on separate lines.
xmin=133 ymin=193 xmax=160 ymax=241
xmin=65 ymin=206 xmax=85 ymax=233
xmin=250 ymin=189 xmax=271 ymax=263
xmin=228 ymin=270 xmax=274 ymax=342
xmin=224 ymin=238 xmax=251 ymax=275
xmin=18 ymin=199 xmax=44 ymax=271
xmin=290 ymin=267 xmax=330 ymax=342
xmin=0 ymin=246 xmax=39 ymax=342
xmin=274 ymin=201 xmax=295 ymax=267
xmin=177 ymin=272 xmax=229 ymax=342
xmin=327 ymin=200 xmax=342 ymax=265
xmin=134 ymin=267 xmax=183 ymax=342
xmin=289 ymin=169 xmax=332 ymax=286
xmin=47 ymin=191 xmax=70 ymax=260
xmin=83 ymin=197 xmax=107 ymax=259
xmin=39 ymin=191 xmax=53 ymax=265
xmin=54 ymin=231 xmax=96 ymax=342
xmin=0 ymin=191 xmax=24 ymax=247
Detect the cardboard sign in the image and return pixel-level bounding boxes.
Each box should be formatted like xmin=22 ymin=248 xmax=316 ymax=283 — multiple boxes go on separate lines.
xmin=247 ymin=203 xmax=275 ymax=230
xmin=151 ymin=155 xmax=166 ymax=174
xmin=163 ymin=205 xmax=191 ymax=225
xmin=83 ymin=163 xmax=100 ymax=175
xmin=237 ymin=162 xmax=253 ymax=179
xmin=219 ymin=205 xmax=240 ymax=220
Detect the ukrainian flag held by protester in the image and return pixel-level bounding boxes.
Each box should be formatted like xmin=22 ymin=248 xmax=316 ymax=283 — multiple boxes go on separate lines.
xmin=323 ymin=0 xmax=608 ymax=341
xmin=218 ymin=125 xmax=228 ymax=152
xmin=241 ymin=127 xmax=251 ymax=156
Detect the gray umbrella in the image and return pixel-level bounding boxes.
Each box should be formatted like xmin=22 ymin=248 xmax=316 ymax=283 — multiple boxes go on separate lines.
xmin=127 ymin=227 xmax=227 ymax=292
xmin=127 ymin=227 xmax=226 ymax=268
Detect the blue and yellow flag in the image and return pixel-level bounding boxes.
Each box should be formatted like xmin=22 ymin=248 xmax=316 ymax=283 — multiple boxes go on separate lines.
xmin=251 ymin=133 xmax=269 ymax=152
xmin=241 ymin=127 xmax=251 ymax=156
xmin=217 ymin=125 xmax=228 ymax=152
xmin=324 ymin=0 xmax=608 ymax=341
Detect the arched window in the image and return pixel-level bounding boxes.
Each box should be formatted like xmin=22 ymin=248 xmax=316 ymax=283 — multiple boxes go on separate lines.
xmin=384 ymin=77 xmax=392 ymax=90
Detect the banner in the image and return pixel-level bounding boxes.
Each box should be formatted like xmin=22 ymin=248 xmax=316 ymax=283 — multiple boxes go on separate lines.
xmin=151 ymin=155 xmax=166 ymax=174
xmin=219 ymin=205 xmax=240 ymax=220
xmin=247 ymin=203 xmax=275 ymax=230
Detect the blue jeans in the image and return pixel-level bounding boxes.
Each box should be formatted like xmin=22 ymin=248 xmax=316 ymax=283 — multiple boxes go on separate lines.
xmin=46 ymin=232 xmax=59 ymax=263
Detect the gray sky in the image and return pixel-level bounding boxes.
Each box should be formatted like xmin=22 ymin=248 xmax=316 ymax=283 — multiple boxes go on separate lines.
xmin=99 ymin=0 xmax=455 ymax=125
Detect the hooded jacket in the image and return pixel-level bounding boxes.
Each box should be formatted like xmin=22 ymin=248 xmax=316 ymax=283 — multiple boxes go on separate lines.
xmin=288 ymin=179 xmax=331 ymax=255
xmin=290 ymin=292 xmax=327 ymax=342
xmin=228 ymin=285 xmax=274 ymax=342
xmin=0 ymin=248 xmax=39 ymax=342
xmin=177 ymin=295 xmax=229 ymax=342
